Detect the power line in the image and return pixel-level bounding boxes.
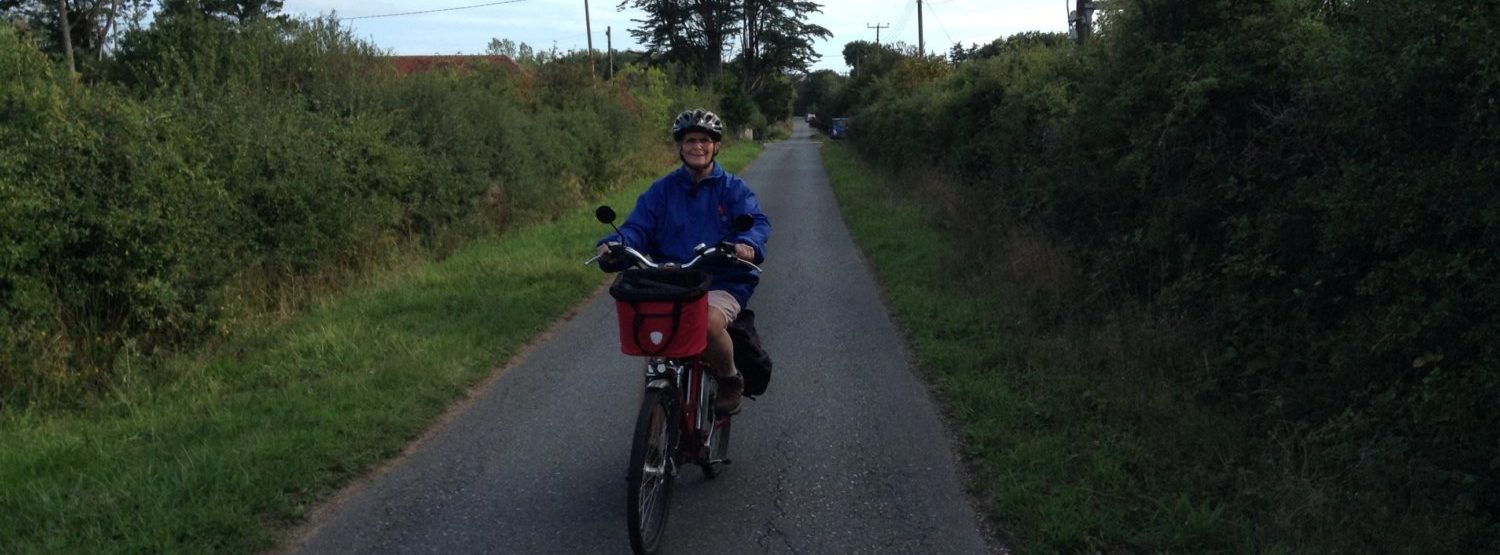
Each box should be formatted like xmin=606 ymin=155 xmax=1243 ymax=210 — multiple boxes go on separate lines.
xmin=343 ymin=0 xmax=529 ymax=20
xmin=923 ymin=1 xmax=956 ymax=47
xmin=889 ymin=0 xmax=916 ymax=43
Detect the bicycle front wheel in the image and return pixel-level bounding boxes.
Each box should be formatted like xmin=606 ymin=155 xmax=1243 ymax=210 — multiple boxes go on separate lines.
xmin=627 ymin=389 xmax=677 ymax=554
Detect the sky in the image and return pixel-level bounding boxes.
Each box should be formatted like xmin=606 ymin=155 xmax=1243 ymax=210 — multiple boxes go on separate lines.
xmin=280 ymin=0 xmax=1070 ymax=73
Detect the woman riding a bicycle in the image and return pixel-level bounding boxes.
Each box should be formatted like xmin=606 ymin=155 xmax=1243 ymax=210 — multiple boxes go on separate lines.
xmin=596 ymin=108 xmax=771 ymax=415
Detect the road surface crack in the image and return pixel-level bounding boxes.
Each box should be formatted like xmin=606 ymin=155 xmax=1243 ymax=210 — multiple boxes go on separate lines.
xmin=754 ymin=426 xmax=799 ymax=554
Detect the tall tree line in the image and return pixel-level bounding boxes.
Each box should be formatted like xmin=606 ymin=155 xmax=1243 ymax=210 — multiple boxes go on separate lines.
xmin=2 ymin=0 xmax=139 ymax=69
xmin=1 ymin=0 xmax=282 ymax=71
xmin=738 ymin=0 xmax=825 ymax=92
xmin=618 ymin=0 xmax=829 ymax=94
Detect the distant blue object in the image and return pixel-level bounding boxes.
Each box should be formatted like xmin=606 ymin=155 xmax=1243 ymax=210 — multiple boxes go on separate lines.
xmin=831 ymin=117 xmax=849 ymax=139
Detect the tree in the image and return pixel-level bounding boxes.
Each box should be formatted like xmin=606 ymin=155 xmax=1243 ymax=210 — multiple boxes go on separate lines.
xmin=949 ymin=32 xmax=1068 ymax=64
xmin=486 ymin=37 xmax=538 ymax=66
xmin=1 ymin=0 xmax=147 ymax=64
xmin=948 ymin=41 xmax=976 ymax=64
xmin=158 ymin=0 xmax=284 ymax=24
xmin=57 ymin=0 xmax=75 ymax=72
xmin=841 ymin=40 xmax=904 ymax=78
xmin=620 ymin=0 xmax=831 ymax=96
xmin=792 ymin=68 xmax=843 ymax=115
xmin=749 ymin=71 xmax=793 ymax=121
xmin=618 ymin=0 xmax=740 ymax=84
xmin=738 ymin=0 xmax=829 ymax=93
xmin=0 ymin=0 xmax=280 ymax=69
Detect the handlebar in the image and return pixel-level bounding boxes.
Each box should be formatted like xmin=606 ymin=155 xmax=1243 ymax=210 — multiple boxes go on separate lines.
xmin=585 ymin=242 xmax=763 ymax=273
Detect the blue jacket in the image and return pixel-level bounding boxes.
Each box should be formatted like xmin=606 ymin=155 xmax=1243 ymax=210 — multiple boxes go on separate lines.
xmin=599 ymin=162 xmax=771 ymax=308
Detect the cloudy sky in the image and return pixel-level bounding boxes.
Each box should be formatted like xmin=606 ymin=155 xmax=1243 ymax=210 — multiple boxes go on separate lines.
xmin=281 ymin=0 xmax=1070 ymax=73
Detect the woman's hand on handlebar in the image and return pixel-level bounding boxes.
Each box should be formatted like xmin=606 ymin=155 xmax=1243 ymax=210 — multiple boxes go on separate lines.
xmin=597 ymin=242 xmax=622 ymax=264
xmin=586 ymin=242 xmax=627 ymax=270
xmin=732 ymin=243 xmax=755 ymax=262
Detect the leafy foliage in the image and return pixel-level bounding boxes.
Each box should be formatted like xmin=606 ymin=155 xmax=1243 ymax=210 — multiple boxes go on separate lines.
xmin=158 ymin=0 xmax=285 ymax=24
xmin=619 ymin=0 xmax=828 ymax=136
xmin=826 ymin=0 xmax=1500 ymax=550
xmin=618 ymin=0 xmax=740 ymax=82
xmin=948 ymin=31 xmax=1067 ymax=64
xmin=737 ymin=0 xmax=830 ymax=92
xmin=0 ymin=0 xmax=152 ymax=69
xmin=0 ymin=11 xmax=696 ymax=409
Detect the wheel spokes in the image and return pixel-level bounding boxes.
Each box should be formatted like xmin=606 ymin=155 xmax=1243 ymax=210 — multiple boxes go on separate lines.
xmin=635 ymin=402 xmax=672 ymax=543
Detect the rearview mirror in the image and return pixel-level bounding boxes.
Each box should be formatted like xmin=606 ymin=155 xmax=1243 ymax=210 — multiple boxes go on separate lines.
xmin=595 ymin=206 xmax=617 ymax=224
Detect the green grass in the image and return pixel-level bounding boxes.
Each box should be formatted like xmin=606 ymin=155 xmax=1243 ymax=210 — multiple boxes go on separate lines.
xmin=0 ymin=143 xmax=761 ymax=554
xmin=820 ymin=142 xmax=1254 ymax=554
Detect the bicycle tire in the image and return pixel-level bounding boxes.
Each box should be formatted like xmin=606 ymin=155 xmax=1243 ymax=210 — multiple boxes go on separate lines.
xmin=627 ymin=389 xmax=677 ymax=554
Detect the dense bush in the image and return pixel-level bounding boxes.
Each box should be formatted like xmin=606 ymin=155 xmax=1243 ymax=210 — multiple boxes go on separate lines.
xmin=0 ymin=13 xmax=697 ymax=409
xmin=839 ymin=0 xmax=1499 ymax=550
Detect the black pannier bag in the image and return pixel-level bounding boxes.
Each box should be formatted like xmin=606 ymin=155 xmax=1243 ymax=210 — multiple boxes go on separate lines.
xmin=728 ymin=308 xmax=774 ymax=397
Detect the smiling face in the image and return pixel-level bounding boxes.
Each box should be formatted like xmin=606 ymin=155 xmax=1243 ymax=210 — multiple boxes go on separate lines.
xmin=678 ymin=131 xmax=719 ymax=171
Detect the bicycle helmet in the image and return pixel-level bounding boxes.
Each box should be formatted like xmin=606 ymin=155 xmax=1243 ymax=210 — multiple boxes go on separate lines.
xmin=672 ymin=109 xmax=725 ymax=142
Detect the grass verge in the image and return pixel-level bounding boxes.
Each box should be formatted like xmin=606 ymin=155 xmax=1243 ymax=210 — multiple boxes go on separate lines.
xmin=0 ymin=142 xmax=761 ymax=554
xmin=820 ymin=141 xmax=1260 ymax=554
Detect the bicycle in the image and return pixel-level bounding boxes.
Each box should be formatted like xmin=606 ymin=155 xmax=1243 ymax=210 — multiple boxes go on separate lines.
xmin=586 ymin=206 xmax=761 ymax=555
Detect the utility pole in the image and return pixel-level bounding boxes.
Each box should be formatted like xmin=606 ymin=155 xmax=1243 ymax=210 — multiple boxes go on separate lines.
xmin=584 ymin=0 xmax=595 ymax=77
xmin=867 ymin=23 xmax=889 ymax=46
xmin=917 ymin=0 xmax=924 ymax=56
xmin=606 ymin=26 xmax=614 ymax=80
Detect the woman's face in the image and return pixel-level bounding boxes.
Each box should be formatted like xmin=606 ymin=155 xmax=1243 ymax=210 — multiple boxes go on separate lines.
xmin=679 ymin=131 xmax=718 ymax=170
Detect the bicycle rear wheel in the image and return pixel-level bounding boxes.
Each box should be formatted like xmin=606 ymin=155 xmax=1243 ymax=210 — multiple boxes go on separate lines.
xmin=627 ymin=390 xmax=677 ymax=554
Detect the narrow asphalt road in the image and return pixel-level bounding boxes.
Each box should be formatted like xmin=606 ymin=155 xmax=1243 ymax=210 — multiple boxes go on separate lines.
xmin=289 ymin=121 xmax=995 ymax=554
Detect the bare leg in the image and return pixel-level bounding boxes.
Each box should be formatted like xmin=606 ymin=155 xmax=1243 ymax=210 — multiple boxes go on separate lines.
xmin=702 ymin=292 xmax=744 ymax=413
xmin=704 ymin=308 xmax=736 ymax=378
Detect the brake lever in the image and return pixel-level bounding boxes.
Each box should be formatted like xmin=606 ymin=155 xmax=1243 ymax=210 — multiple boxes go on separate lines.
xmin=584 ymin=243 xmax=626 ymax=266
xmin=717 ymin=244 xmax=763 ymax=272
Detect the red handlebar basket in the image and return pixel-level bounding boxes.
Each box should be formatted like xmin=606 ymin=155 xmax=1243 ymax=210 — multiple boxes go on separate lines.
xmin=609 ymin=268 xmax=711 ymax=358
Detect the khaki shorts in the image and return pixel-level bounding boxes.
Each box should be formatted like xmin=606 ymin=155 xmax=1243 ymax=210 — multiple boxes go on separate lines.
xmin=707 ymin=290 xmax=741 ymax=324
